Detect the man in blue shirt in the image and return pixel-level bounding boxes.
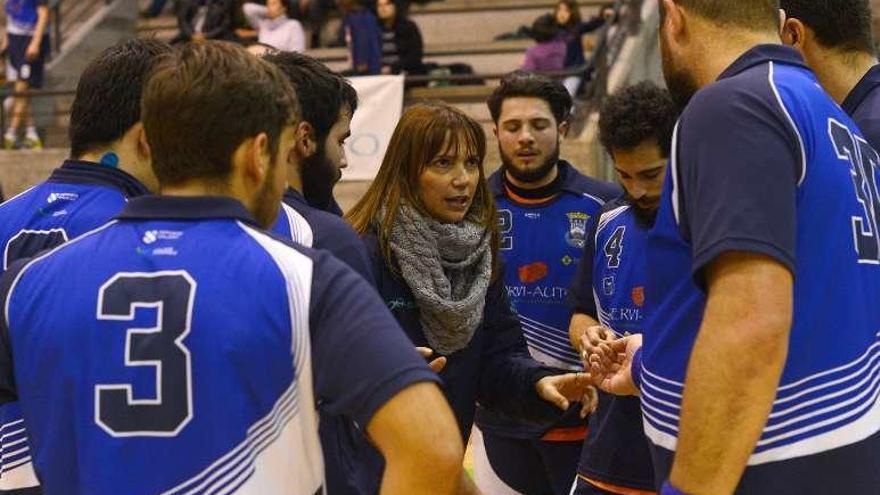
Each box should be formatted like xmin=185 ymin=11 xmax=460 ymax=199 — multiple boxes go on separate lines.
xmin=0 ymin=39 xmax=169 ymax=493
xmin=589 ymin=1 xmax=880 ymax=493
xmin=780 ymin=0 xmax=880 ymax=149
xmin=568 ymin=81 xmax=677 ymax=495
xmin=0 ymin=41 xmax=465 ymax=495
xmin=3 ymin=0 xmax=49 ymax=149
xmin=473 ymin=71 xmax=619 ymax=495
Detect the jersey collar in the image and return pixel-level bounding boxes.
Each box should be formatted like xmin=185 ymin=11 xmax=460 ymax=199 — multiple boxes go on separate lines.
xmin=117 ymin=195 xmax=259 ymax=225
xmin=48 ymin=160 xmax=150 ymax=198
xmin=489 ymin=160 xmax=582 ymax=198
xmin=717 ymin=44 xmax=808 ymax=81
xmin=282 ymin=186 xmax=308 ymax=208
xmin=842 ymin=64 xmax=880 ymax=117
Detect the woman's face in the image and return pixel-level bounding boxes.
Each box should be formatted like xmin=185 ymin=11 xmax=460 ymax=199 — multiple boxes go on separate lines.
xmin=377 ymin=0 xmax=396 ymax=22
xmin=417 ymin=136 xmax=481 ymax=224
xmin=555 ymin=3 xmax=571 ymax=25
xmin=266 ymin=0 xmax=286 ymax=19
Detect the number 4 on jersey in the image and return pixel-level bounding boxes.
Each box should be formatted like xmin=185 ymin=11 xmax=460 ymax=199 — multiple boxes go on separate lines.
xmin=604 ymin=226 xmax=625 ymax=268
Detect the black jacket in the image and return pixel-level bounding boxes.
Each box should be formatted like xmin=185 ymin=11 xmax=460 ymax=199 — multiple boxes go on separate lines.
xmin=381 ymin=17 xmax=424 ymax=75
xmin=363 ymin=232 xmax=562 ymax=440
xmin=177 ymin=0 xmax=235 ymax=41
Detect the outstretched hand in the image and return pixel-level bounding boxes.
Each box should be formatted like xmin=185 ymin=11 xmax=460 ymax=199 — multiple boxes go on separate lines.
xmin=535 ymin=372 xmax=599 ymax=419
xmin=587 ymin=334 xmax=642 ymax=397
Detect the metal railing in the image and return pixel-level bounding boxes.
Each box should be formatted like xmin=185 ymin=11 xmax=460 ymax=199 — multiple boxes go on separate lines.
xmin=49 ymin=0 xmax=114 ymax=55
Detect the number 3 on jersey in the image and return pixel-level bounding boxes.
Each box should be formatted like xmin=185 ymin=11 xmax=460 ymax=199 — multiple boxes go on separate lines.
xmin=829 ymin=119 xmax=880 ymax=264
xmin=95 ymin=271 xmax=195 ymax=437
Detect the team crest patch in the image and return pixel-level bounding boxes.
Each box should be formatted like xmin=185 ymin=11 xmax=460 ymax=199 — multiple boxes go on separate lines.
xmin=603 ymin=276 xmax=615 ymax=296
xmin=519 ymin=261 xmax=549 ymax=283
xmin=565 ymin=212 xmax=590 ymax=249
xmin=631 ymin=286 xmax=645 ymax=307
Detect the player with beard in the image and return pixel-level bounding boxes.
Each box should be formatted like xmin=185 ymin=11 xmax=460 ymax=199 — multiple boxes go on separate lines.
xmin=779 ymin=0 xmax=880 ymax=149
xmin=0 ymin=41 xmax=465 ymax=495
xmin=472 ymin=71 xmax=620 ymax=495
xmin=567 ymin=81 xmax=677 ymax=495
xmin=266 ymin=51 xmax=372 ymax=283
xmin=588 ymin=1 xmax=880 ymax=493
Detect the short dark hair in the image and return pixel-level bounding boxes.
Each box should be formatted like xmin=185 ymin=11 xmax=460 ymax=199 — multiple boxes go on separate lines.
xmin=532 ymin=14 xmax=561 ymax=43
xmin=69 ymin=38 xmax=172 ymax=158
xmin=262 ymin=51 xmax=358 ymax=143
xmin=142 ymin=42 xmax=299 ymax=186
xmin=599 ymin=81 xmax=678 ymax=157
xmin=664 ymin=0 xmax=780 ymax=31
xmin=781 ymin=0 xmax=875 ymax=54
xmin=488 ymin=71 xmax=573 ymax=124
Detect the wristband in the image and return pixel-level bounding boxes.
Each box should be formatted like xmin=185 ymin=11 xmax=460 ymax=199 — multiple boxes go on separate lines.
xmin=631 ymin=346 xmax=644 ymax=391
xmin=660 ymin=481 xmax=689 ymax=495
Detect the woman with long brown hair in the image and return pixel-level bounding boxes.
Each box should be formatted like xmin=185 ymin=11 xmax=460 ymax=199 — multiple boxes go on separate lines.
xmin=348 ymin=103 xmax=595 ymax=465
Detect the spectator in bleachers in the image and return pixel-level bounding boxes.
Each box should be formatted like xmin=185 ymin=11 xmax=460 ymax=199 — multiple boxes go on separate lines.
xmin=377 ymin=0 xmax=425 ymax=75
xmin=141 ymin=0 xmax=176 ymax=18
xmin=522 ymin=14 xmax=566 ymax=72
xmin=339 ymin=0 xmax=383 ymax=75
xmin=3 ymin=0 xmax=50 ymax=150
xmin=242 ymin=0 xmax=306 ymax=52
xmin=291 ymin=0 xmax=336 ymax=48
xmin=173 ymin=0 xmax=237 ymax=43
xmin=554 ymin=0 xmax=614 ymax=96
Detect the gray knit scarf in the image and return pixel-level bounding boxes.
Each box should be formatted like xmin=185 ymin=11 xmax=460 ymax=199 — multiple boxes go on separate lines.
xmin=386 ymin=203 xmax=492 ymax=355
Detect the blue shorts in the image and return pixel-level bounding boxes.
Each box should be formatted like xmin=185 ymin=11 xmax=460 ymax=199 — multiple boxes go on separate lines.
xmin=6 ymin=33 xmax=49 ymax=88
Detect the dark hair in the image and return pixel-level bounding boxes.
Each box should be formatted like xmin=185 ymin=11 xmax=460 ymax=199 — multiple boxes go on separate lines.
xmin=68 ymin=38 xmax=172 ymax=158
xmin=263 ymin=51 xmax=359 ymax=143
xmin=780 ymin=0 xmax=875 ymax=54
xmin=532 ymin=14 xmax=561 ymax=43
xmin=487 ymin=71 xmax=573 ymax=124
xmin=599 ymin=81 xmax=678 ymax=157
xmin=347 ymin=103 xmax=500 ymax=280
xmin=556 ymin=0 xmax=582 ymax=29
xmin=663 ymin=0 xmax=779 ymax=31
xmin=142 ymin=41 xmax=299 ymax=186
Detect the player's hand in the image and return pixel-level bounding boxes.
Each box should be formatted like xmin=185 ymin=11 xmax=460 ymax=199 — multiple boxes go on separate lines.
xmin=192 ymin=33 xmax=206 ymax=43
xmin=416 ymin=347 xmax=447 ymax=373
xmin=1 ymin=34 xmax=8 ymax=54
xmin=535 ymin=372 xmax=599 ymax=418
xmin=588 ymin=334 xmax=642 ymax=397
xmin=25 ymin=41 xmax=39 ymax=61
xmin=578 ymin=324 xmax=615 ymax=367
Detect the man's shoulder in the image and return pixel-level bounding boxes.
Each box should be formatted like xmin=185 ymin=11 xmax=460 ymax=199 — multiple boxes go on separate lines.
xmin=560 ymin=162 xmax=622 ymax=203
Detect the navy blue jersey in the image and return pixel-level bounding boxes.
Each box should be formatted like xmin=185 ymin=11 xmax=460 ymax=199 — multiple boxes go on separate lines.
xmin=843 ymin=64 xmax=880 ymax=152
xmin=489 ymin=161 xmax=620 ymax=371
xmin=0 ymin=160 xmax=148 ymax=491
xmin=0 ymin=160 xmax=149 ymax=269
xmin=271 ymin=187 xmax=376 ymax=495
xmin=568 ymin=198 xmax=655 ymax=491
xmin=643 ymin=45 xmax=880 ymax=492
xmin=0 ymin=196 xmax=436 ymax=495
xmin=271 ymin=187 xmax=374 ymax=284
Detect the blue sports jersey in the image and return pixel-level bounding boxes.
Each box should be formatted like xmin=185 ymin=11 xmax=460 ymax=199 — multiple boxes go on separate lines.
xmin=490 ymin=161 xmax=619 ymax=371
xmin=642 ymin=45 xmax=880 ymax=492
xmin=0 ymin=160 xmax=149 ymax=269
xmin=843 ymin=64 xmax=880 ymax=152
xmin=271 ymin=187 xmax=374 ymax=284
xmin=0 ymin=160 xmax=148 ymax=491
xmin=0 ymin=195 xmax=436 ymax=495
xmin=568 ymin=198 xmax=654 ymax=491
xmin=4 ymin=0 xmax=47 ymax=35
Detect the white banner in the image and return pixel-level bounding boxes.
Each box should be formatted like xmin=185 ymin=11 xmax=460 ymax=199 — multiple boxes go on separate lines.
xmin=343 ymin=75 xmax=405 ymax=181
